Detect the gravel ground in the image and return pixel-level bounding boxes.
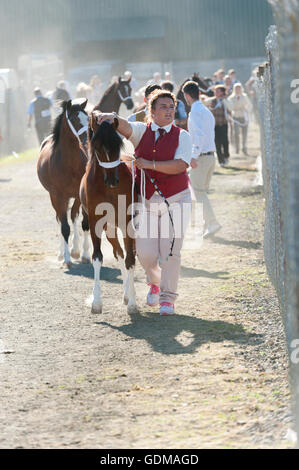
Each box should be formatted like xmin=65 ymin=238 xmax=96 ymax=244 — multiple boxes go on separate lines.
xmin=0 ymin=122 xmax=295 ymax=448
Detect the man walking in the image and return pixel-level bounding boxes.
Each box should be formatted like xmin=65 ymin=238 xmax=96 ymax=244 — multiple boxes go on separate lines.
xmin=27 ymin=87 xmax=52 ymax=145
xmin=183 ymin=81 xmax=221 ymax=238
xmin=204 ymin=85 xmax=230 ymax=167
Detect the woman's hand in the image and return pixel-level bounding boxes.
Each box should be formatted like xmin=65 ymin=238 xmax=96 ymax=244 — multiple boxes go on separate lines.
xmin=134 ymin=158 xmax=152 ymax=170
xmin=95 ymin=112 xmax=115 ymax=126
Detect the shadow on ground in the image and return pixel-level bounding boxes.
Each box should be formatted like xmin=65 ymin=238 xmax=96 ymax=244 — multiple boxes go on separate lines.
xmin=180 ymin=266 xmax=230 ymax=279
xmin=65 ymin=262 xmax=122 ymax=284
xmin=96 ymin=309 xmax=263 ymax=356
xmin=209 ymin=236 xmax=261 ymax=250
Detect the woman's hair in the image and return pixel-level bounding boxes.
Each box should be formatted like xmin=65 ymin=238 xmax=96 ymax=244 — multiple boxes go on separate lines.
xmin=231 ymin=82 xmax=244 ymax=97
xmin=147 ymin=89 xmax=177 ymax=122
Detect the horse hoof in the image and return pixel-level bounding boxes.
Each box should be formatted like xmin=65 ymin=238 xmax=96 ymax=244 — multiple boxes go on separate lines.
xmin=123 ymin=296 xmax=129 ymax=305
xmin=81 ymin=256 xmax=91 ymax=264
xmin=63 ymin=261 xmax=73 ymax=269
xmin=91 ymin=304 xmax=102 ymax=314
xmin=127 ymin=304 xmax=139 ymax=314
xmin=71 ymin=250 xmax=80 ymax=259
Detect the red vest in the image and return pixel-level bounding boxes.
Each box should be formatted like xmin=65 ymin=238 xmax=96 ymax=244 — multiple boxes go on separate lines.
xmin=135 ymin=123 xmax=189 ymax=200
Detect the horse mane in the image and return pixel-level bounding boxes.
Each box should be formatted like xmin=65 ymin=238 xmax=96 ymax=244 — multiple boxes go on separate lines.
xmin=52 ymin=101 xmax=68 ymax=147
xmin=89 ymin=121 xmax=124 ymax=158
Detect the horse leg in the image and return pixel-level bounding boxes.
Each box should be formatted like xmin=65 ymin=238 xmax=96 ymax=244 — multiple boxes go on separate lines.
xmin=50 ymin=193 xmax=72 ymax=267
xmin=90 ymin=215 xmax=103 ymax=314
xmin=81 ymin=208 xmax=91 ymax=264
xmin=122 ymin=231 xmax=138 ymax=314
xmin=105 ymin=229 xmax=130 ymax=306
xmin=58 ymin=231 xmax=65 ymax=261
xmin=70 ymin=198 xmax=81 ymax=259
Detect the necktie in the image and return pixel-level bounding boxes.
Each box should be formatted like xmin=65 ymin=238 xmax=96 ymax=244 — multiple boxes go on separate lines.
xmin=156 ymin=128 xmax=166 ymax=143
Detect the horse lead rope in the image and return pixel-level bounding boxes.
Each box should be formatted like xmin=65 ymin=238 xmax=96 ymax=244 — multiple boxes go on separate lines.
xmin=130 ymin=157 xmax=175 ymax=258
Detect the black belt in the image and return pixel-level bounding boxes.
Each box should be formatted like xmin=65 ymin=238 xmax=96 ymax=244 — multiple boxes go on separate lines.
xmin=200 ymin=151 xmax=214 ymax=156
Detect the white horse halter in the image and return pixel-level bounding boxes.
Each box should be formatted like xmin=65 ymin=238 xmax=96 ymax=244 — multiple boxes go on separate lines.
xmin=66 ymin=110 xmax=88 ymax=143
xmin=117 ymin=89 xmax=132 ymax=102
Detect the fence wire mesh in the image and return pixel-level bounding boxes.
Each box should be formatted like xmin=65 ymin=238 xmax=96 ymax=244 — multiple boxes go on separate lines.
xmin=255 ymin=0 xmax=299 ymax=443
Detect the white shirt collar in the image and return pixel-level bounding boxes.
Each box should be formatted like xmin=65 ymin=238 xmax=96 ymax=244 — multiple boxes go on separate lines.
xmin=151 ymin=122 xmax=173 ymax=133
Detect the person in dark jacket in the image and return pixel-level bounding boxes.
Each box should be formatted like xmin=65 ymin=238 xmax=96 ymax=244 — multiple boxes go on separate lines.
xmin=27 ymin=88 xmax=52 ymax=144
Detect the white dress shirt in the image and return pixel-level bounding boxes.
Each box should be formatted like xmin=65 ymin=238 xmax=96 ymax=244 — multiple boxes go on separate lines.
xmin=129 ymin=121 xmax=192 ymax=166
xmin=187 ymin=100 xmax=216 ymax=158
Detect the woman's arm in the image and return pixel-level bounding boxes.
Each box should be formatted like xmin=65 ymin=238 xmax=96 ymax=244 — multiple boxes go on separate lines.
xmin=135 ymin=158 xmax=188 ymax=174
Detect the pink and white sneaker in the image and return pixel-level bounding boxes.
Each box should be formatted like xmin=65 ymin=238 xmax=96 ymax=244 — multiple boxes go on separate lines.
xmin=160 ymin=302 xmax=175 ymax=316
xmin=146 ymin=284 xmax=160 ymax=307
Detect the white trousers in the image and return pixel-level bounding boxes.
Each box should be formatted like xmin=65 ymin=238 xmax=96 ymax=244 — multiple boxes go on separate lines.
xmin=136 ymin=189 xmax=192 ymax=304
xmin=189 ymin=153 xmax=217 ymax=228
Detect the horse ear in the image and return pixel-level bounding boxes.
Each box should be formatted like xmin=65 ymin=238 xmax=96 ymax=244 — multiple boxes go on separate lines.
xmin=81 ymin=99 xmax=88 ymax=110
xmin=66 ymin=100 xmax=72 ymax=113
xmin=91 ymin=111 xmax=99 ymax=132
xmin=61 ymin=100 xmax=68 ymax=112
xmin=118 ymin=76 xmax=122 ymax=83
xmin=112 ymin=117 xmax=119 ymax=131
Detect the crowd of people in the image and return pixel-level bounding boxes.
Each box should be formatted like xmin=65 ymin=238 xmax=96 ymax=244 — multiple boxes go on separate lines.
xmin=88 ymin=66 xmax=254 ymax=316
xmin=26 ymin=67 xmax=254 ymax=316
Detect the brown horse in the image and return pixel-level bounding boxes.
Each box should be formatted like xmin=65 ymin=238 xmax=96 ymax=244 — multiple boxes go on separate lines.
xmin=94 ymin=77 xmax=134 ymax=113
xmin=80 ymin=112 xmax=138 ymax=314
xmin=177 ymin=73 xmax=213 ymax=114
xmin=37 ymin=98 xmax=90 ymax=267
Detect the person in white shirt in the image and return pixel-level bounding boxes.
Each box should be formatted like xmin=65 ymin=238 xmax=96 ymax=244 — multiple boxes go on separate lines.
xmin=95 ymin=90 xmax=192 ymax=316
xmin=183 ymin=81 xmax=222 ymax=238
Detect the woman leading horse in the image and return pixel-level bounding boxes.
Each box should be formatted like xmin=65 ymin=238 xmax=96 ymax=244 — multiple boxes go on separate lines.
xmin=94 ymin=89 xmax=193 ymax=316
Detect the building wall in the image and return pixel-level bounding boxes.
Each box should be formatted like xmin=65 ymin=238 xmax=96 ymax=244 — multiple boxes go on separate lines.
xmin=0 ymin=0 xmax=274 ymax=67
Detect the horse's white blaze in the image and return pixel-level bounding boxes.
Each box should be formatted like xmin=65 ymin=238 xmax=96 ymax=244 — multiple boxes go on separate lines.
xmin=71 ymin=216 xmax=80 ymax=257
xmin=82 ymin=231 xmax=90 ymax=260
xmin=78 ymin=111 xmax=88 ymax=129
xmin=92 ymin=258 xmax=102 ymax=312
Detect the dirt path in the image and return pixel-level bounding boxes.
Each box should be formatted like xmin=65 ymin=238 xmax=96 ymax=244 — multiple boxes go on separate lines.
xmin=0 ymin=123 xmax=292 ymax=448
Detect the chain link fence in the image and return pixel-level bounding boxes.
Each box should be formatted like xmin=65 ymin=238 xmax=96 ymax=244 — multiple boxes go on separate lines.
xmin=255 ymin=0 xmax=299 ymax=444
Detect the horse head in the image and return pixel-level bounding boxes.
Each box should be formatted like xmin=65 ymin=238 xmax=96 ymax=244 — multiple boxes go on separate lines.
xmin=90 ymin=111 xmax=123 ymax=188
xmin=117 ymin=77 xmax=134 ymax=110
xmin=63 ymin=98 xmax=89 ymax=145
